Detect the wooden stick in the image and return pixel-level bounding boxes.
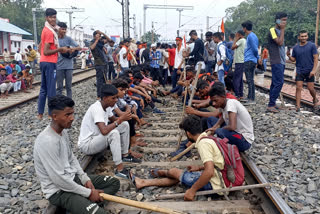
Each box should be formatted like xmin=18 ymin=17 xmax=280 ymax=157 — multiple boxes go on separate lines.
xmin=175 ymin=64 xmax=203 ymax=150
xmin=129 ymin=51 xmax=138 ymax=65
xmin=100 ymin=193 xmax=184 ymax=214
xmin=280 ymin=92 xmax=285 ymax=108
xmin=155 ymin=183 xmax=271 ymax=200
xmin=171 ymin=143 xmax=195 ymax=161
xmin=171 ymin=130 xmax=212 ymax=162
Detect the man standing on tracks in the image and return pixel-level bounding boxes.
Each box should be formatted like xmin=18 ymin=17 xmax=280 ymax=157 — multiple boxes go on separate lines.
xmin=90 ymin=30 xmax=112 ymax=99
xmin=26 ymin=45 xmax=37 ymax=74
xmin=34 ymin=95 xmax=120 ymax=214
xmin=184 ymin=30 xmax=205 ymax=71
xmin=56 ymin=22 xmax=81 ymax=99
xmin=204 ymin=32 xmax=216 ymax=75
xmin=287 ymin=30 xmax=319 ymax=112
xmin=267 ymin=12 xmax=288 ymax=113
xmin=241 ymin=20 xmax=259 ymax=105
xmin=231 ymin=30 xmax=246 ymax=99
xmin=37 ymin=8 xmax=69 ymax=120
xmin=118 ymin=39 xmax=131 ymax=73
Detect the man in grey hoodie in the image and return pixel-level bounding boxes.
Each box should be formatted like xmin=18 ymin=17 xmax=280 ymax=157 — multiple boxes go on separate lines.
xmin=33 ymin=95 xmax=120 ymax=213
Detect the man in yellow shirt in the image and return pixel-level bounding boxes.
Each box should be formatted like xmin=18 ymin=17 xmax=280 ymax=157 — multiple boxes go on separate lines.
xmin=26 ymin=45 xmax=37 ymax=74
xmin=131 ymin=115 xmax=225 ymax=201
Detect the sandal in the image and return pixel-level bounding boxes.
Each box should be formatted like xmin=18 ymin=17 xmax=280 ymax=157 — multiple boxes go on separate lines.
xmin=129 ymin=171 xmax=138 ymax=190
xmin=149 ymin=168 xmax=161 ymax=178
xmin=267 ymin=106 xmax=279 ymax=113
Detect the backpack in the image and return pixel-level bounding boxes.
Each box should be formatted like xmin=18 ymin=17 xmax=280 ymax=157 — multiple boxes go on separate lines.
xmin=217 ymin=43 xmax=233 ymax=72
xmin=201 ymin=136 xmax=244 ymax=187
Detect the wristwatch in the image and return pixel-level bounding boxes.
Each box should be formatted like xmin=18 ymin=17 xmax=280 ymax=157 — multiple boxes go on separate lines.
xmin=114 ymin=121 xmax=119 ymax=127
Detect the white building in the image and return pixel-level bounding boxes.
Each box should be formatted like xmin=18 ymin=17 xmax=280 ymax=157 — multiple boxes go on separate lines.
xmin=0 ymin=18 xmax=32 ymax=55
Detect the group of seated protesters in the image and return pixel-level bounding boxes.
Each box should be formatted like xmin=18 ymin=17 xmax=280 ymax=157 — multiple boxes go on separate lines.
xmin=0 ymin=61 xmax=34 ymax=97
xmin=33 ymin=63 xmax=254 ymax=213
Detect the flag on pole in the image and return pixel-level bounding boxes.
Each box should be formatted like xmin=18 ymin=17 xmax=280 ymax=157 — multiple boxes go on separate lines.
xmin=221 ymin=19 xmax=225 ymax=33
xmin=183 ymin=35 xmax=186 ymax=48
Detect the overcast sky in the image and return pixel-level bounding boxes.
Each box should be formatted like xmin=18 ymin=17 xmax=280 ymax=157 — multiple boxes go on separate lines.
xmin=43 ymin=0 xmax=244 ymax=40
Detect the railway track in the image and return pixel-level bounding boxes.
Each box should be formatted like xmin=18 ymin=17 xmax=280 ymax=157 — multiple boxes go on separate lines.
xmin=0 ymin=67 xmax=96 ymax=112
xmin=45 ymin=97 xmax=294 ymax=214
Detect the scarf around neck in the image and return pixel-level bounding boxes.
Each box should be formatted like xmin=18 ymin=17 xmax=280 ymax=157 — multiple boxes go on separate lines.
xmin=44 ymin=21 xmax=60 ymax=48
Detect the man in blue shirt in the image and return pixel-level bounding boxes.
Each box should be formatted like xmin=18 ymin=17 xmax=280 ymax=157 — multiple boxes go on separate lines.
xmin=287 ymin=30 xmax=319 ymax=112
xmin=150 ymin=43 xmax=162 ymax=84
xmin=56 ymin=22 xmax=81 ymax=98
xmin=4 ymin=62 xmax=12 ymax=75
xmin=267 ymin=12 xmax=288 ymax=113
xmin=242 ymin=20 xmax=260 ymax=104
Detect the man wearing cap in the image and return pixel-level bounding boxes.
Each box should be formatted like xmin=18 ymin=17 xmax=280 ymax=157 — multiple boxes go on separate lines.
xmin=150 ymin=43 xmax=162 ymax=83
xmin=172 ymin=37 xmax=185 ymax=89
xmin=37 ymin=8 xmax=69 ymax=120
xmin=184 ymin=30 xmax=205 ymax=71
xmin=90 ymin=30 xmax=112 ymax=98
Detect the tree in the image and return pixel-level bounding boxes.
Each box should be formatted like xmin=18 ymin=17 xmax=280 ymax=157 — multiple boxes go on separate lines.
xmin=224 ymin=0 xmax=318 ymax=46
xmin=141 ymin=31 xmax=161 ymax=44
xmin=0 ymin=0 xmax=44 ymax=41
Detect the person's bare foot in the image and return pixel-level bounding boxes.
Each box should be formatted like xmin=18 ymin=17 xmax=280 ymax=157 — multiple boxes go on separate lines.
xmin=133 ymin=175 xmax=144 ymax=190
xmin=37 ymin=114 xmax=43 ymax=120
xmin=130 ymin=150 xmax=143 ymax=159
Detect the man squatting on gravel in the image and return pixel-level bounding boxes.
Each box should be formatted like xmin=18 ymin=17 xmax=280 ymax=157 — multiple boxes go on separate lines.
xmin=33 ymin=95 xmax=120 ymax=214
xmin=78 ymin=84 xmax=141 ymax=179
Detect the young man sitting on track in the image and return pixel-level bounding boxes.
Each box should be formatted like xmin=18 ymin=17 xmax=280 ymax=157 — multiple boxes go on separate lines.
xmin=33 ymin=95 xmax=120 ymax=214
xmin=78 ymin=84 xmax=141 ymax=180
xmin=206 ymin=82 xmax=254 ymax=152
xmin=130 ymin=115 xmax=225 ymax=201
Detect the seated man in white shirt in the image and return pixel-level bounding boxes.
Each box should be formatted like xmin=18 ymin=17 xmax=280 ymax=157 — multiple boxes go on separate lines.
xmin=78 ymin=84 xmax=140 ymax=179
xmin=206 ymin=82 xmax=254 ymax=152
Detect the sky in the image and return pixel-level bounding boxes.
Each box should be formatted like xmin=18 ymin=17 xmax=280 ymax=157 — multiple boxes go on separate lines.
xmin=43 ymin=0 xmax=245 ymax=41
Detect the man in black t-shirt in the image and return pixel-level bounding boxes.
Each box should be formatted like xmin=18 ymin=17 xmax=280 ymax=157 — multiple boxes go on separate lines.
xmin=184 ymin=30 xmax=205 ymax=71
xmin=287 ymin=30 xmax=319 ymax=112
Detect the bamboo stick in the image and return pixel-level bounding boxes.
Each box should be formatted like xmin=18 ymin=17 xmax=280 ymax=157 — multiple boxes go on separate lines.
xmin=171 ymin=131 xmax=212 ymax=161
xmin=155 ymin=183 xmax=271 ymax=200
xmin=100 ymin=193 xmax=184 ymax=214
xmin=174 ymin=63 xmax=202 ymax=151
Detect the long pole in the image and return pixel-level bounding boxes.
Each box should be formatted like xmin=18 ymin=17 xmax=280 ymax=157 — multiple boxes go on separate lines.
xmin=156 ymin=183 xmax=271 ymax=200
xmin=100 ymin=193 xmax=184 ymax=214
xmin=32 ymin=9 xmax=38 ymax=48
xmin=316 ymin=0 xmax=320 ymax=46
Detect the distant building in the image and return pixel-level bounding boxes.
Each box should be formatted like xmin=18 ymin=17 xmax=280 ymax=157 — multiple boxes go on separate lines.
xmin=0 ymin=18 xmax=32 ymax=55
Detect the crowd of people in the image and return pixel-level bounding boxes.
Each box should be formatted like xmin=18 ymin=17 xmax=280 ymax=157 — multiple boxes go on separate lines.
xmin=0 ymin=7 xmax=317 ymax=213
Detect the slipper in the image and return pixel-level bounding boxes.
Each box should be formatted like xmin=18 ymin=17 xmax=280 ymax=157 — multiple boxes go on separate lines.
xmin=136 ymin=140 xmax=148 ymax=147
xmin=130 ymin=150 xmax=143 ymax=159
xmin=267 ymin=106 xmax=279 ymax=113
xmin=149 ymin=168 xmax=161 ymax=178
xmin=129 ymin=171 xmax=138 ymax=190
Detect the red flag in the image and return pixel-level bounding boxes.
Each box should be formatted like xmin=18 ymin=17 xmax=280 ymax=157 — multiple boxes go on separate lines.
xmin=183 ymin=35 xmax=186 ymax=48
xmin=221 ymin=19 xmax=225 ymax=33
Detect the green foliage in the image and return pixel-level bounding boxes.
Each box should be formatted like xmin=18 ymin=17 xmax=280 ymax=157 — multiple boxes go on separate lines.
xmin=141 ymin=31 xmax=161 ymax=44
xmin=225 ymin=0 xmax=318 ymax=46
xmin=0 ymin=0 xmax=44 ymax=41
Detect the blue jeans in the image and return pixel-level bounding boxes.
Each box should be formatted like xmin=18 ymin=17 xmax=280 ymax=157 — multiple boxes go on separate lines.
xmin=262 ymin=59 xmax=267 ymax=71
xmin=108 ymin=62 xmax=116 ymax=80
xmin=205 ymin=61 xmax=214 ymax=74
xmin=233 ymin=63 xmax=244 ymax=98
xmin=268 ymin=64 xmax=285 ymax=107
xmin=180 ymin=171 xmax=213 ymax=191
xmin=244 ymin=61 xmax=256 ymax=101
xmin=38 ymin=62 xmax=57 ymax=115
xmin=56 ymin=69 xmax=73 ymax=98
xmin=218 ymin=69 xmax=225 ymax=86
xmin=171 ymin=69 xmax=180 ymax=89
xmin=206 ymin=116 xmax=251 ymax=152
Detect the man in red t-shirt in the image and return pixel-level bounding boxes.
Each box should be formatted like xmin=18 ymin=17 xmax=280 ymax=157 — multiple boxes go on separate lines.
xmin=37 ymin=8 xmax=69 ymax=120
